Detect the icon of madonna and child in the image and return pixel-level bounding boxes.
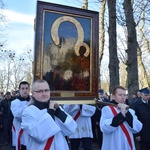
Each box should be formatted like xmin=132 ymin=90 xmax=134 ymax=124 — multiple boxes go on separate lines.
xmin=43 ymin=43 xmax=90 ymax=91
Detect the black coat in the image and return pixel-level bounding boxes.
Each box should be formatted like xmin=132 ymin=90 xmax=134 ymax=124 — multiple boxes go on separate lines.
xmin=131 ymin=99 xmax=150 ymax=142
xmin=0 ymin=99 xmax=11 ymax=117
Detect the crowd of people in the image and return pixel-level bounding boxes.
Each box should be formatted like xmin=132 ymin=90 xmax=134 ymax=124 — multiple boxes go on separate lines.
xmin=0 ymin=80 xmax=149 ymax=150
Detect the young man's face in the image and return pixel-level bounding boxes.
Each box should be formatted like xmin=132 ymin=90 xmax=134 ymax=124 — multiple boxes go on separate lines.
xmin=19 ymin=84 xmax=30 ymax=98
xmin=137 ymin=92 xmax=141 ymax=97
xmin=12 ymin=91 xmax=16 ymax=96
xmin=132 ymin=94 xmax=137 ymax=99
xmin=32 ymin=82 xmax=50 ymax=102
xmin=5 ymin=94 xmax=11 ymax=100
xmin=113 ymin=88 xmax=126 ymax=104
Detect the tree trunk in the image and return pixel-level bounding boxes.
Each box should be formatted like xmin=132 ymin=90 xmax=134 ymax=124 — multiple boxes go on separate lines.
xmin=99 ymin=0 xmax=106 ymax=88
xmin=123 ymin=0 xmax=139 ymax=100
xmin=108 ymin=0 xmax=119 ymax=94
xmin=137 ymin=46 xmax=149 ymax=88
xmin=137 ymin=11 xmax=150 ymax=88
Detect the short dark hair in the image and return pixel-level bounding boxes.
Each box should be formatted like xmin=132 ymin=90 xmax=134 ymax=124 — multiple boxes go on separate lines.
xmin=5 ymin=92 xmax=11 ymax=95
xmin=19 ymin=81 xmax=30 ymax=89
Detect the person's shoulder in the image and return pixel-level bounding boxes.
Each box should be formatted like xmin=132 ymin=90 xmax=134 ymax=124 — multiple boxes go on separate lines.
xmin=101 ymin=105 xmax=111 ymax=111
xmin=134 ymin=98 xmax=142 ymax=104
xmin=130 ymin=98 xmax=142 ymax=108
xmin=11 ymin=96 xmax=16 ymax=101
xmin=83 ymin=104 xmax=96 ymax=109
xmin=0 ymin=98 xmax=5 ymax=103
xmin=23 ymin=105 xmax=39 ymax=116
xmin=11 ymin=98 xmax=21 ymax=105
xmin=0 ymin=99 xmax=8 ymax=105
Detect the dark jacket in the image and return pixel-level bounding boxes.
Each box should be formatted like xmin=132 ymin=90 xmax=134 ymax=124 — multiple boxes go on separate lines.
xmin=0 ymin=98 xmax=12 ymax=117
xmin=0 ymin=97 xmax=15 ymax=130
xmin=131 ymin=99 xmax=150 ymax=142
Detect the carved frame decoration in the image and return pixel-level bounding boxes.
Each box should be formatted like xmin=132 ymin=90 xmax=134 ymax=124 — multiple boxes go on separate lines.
xmin=34 ymin=1 xmax=99 ymax=103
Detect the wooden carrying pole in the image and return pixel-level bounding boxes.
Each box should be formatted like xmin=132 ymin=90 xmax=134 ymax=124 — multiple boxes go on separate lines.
xmin=56 ymin=99 xmax=129 ymax=110
xmin=56 ymin=99 xmax=96 ymax=105
xmin=56 ymin=99 xmax=114 ymax=105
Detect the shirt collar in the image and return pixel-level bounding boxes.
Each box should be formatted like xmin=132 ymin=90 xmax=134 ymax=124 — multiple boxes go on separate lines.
xmin=33 ymin=99 xmax=50 ymax=110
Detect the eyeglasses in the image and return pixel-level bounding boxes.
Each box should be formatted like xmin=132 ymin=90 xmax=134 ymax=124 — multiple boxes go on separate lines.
xmin=34 ymin=89 xmax=50 ymax=94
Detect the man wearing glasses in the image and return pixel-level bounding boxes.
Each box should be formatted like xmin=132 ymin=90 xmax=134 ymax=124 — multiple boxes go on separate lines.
xmin=131 ymin=87 xmax=150 ymax=150
xmin=21 ymin=79 xmax=77 ymax=150
xmin=11 ymin=81 xmax=31 ymax=150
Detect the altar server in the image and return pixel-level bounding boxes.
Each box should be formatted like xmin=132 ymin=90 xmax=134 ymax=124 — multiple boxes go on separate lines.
xmin=11 ymin=81 xmax=31 ymax=150
xmin=100 ymin=86 xmax=142 ymax=150
xmin=21 ymin=79 xmax=77 ymax=150
xmin=63 ymin=104 xmax=96 ymax=150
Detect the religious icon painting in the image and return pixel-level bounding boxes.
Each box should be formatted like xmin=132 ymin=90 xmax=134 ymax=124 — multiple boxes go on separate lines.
xmin=34 ymin=1 xmax=99 ymax=103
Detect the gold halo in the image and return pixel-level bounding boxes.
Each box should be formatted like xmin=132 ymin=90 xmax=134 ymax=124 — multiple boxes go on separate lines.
xmin=74 ymin=42 xmax=90 ymax=57
xmin=51 ymin=16 xmax=84 ymax=46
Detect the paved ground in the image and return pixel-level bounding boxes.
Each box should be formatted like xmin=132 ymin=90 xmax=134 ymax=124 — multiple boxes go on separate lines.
xmin=0 ymin=141 xmax=99 ymax=150
xmin=0 ymin=128 xmax=140 ymax=150
xmin=0 ymin=145 xmax=14 ymax=150
xmin=0 ymin=128 xmax=14 ymax=150
xmin=0 ymin=129 xmax=100 ymax=150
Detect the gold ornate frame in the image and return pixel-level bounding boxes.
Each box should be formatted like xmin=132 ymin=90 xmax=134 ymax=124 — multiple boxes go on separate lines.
xmin=34 ymin=1 xmax=99 ymax=103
